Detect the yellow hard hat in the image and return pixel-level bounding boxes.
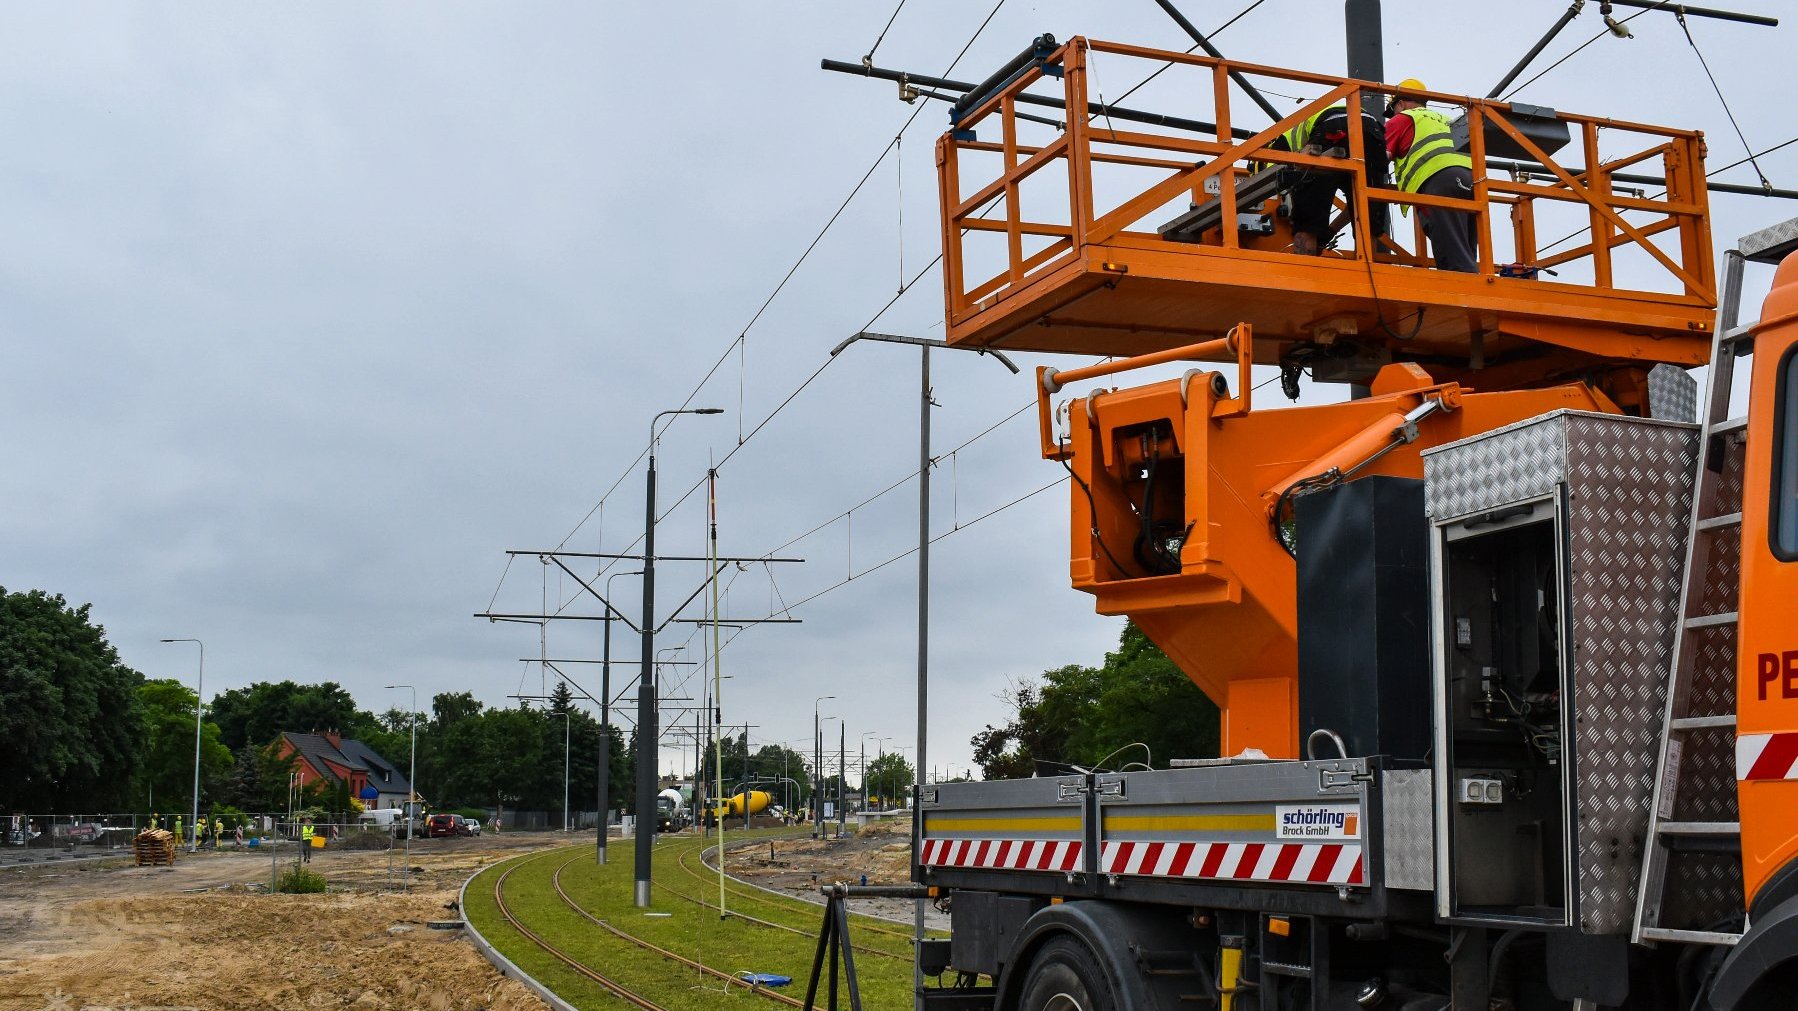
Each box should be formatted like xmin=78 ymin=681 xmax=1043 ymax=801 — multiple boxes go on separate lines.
xmin=1384 ymin=78 xmax=1426 ymax=115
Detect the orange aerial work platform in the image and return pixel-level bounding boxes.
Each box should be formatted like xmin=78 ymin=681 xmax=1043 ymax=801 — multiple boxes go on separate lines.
xmin=937 ymin=37 xmax=1716 ymax=391
xmin=925 ymin=38 xmax=1729 ymax=758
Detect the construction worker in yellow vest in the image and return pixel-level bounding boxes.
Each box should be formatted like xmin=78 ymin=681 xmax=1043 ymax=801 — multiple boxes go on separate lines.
xmin=1384 ymin=80 xmax=1478 ymax=272
xmin=1264 ymin=105 xmax=1389 ymax=256
xmin=300 ymin=819 xmax=315 ymax=863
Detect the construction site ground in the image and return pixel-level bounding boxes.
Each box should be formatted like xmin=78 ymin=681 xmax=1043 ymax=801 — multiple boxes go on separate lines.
xmin=720 ymin=817 xmax=946 ymax=929
xmin=0 ymin=833 xmax=565 ymax=1011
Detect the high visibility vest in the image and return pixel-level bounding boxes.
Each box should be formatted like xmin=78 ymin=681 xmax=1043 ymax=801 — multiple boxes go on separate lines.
xmin=1394 ymin=107 xmax=1472 ymax=193
xmin=1282 ymin=105 xmax=1342 ymax=153
xmin=301 ymin=824 xmax=314 ymax=841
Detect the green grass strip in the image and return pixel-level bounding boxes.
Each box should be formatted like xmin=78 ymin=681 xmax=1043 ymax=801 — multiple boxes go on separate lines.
xmin=466 ymin=836 xmax=916 ymax=1010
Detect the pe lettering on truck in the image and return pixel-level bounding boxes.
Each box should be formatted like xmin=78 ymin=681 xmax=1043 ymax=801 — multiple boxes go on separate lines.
xmin=1275 ymin=804 xmax=1361 ymax=840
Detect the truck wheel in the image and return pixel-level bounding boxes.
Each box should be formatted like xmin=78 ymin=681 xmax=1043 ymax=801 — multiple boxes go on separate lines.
xmin=1019 ymin=936 xmax=1118 ymax=1011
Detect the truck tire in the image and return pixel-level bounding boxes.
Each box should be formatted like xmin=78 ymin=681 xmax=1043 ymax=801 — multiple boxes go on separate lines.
xmin=1019 ymin=936 xmax=1119 ymax=1011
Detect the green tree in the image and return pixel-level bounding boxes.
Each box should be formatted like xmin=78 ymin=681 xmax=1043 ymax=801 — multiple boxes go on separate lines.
xmin=137 ymin=679 xmax=232 ymax=810
xmin=863 ymin=752 xmax=914 ymax=808
xmin=972 ymin=622 xmax=1219 ymax=779
xmin=208 ymin=680 xmax=374 ymax=753
xmin=0 ymin=589 xmax=143 ymax=811
xmin=222 ymin=746 xmax=262 ymax=810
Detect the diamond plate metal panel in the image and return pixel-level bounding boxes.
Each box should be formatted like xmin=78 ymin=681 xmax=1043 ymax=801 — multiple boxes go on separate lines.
xmin=1740 ymin=215 xmax=1798 ymax=263
xmin=1648 ymin=364 xmax=1699 ymax=424
xmin=1422 ymin=413 xmax=1567 ymax=520
xmin=1381 ymin=769 xmax=1434 ymax=891
xmin=1426 ymin=411 xmax=1699 ymax=937
xmin=1661 ymin=851 xmax=1746 ymax=932
xmin=1563 ymin=416 xmax=1698 ymax=935
xmin=1688 ymin=626 xmax=1739 ymax=722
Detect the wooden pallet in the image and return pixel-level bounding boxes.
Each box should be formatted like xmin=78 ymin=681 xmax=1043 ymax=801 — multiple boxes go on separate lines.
xmin=133 ymin=828 xmax=177 ymax=867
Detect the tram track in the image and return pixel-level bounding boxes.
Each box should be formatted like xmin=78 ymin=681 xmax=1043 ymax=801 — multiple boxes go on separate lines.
xmin=675 ymin=840 xmax=920 ymax=945
xmin=652 ymin=868 xmax=911 ymax=962
xmin=480 ymin=838 xmax=920 ymax=1008
xmin=490 ymin=850 xmax=669 ymax=1011
xmin=546 ymin=851 xmax=813 ymax=1007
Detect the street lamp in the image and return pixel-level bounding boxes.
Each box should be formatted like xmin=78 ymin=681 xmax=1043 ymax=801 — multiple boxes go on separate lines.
xmin=383 ymin=684 xmax=416 ymax=892
xmin=861 ymin=732 xmax=881 ymax=814
xmin=866 ymin=734 xmax=892 ymax=811
xmin=830 ymin=332 xmax=1020 ymax=1000
xmin=636 ymin=406 xmax=723 ymax=908
xmin=598 ymin=568 xmax=641 ymax=865
xmin=158 ymin=638 xmax=204 ymax=853
xmin=813 ymin=696 xmax=835 ymax=838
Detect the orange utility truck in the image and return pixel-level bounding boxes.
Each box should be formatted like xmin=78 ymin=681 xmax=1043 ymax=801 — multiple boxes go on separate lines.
xmin=899 ymin=38 xmax=1798 ymax=1010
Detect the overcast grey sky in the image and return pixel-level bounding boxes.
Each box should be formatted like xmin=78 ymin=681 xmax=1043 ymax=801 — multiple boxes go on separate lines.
xmin=4 ymin=2 xmax=1791 ymax=786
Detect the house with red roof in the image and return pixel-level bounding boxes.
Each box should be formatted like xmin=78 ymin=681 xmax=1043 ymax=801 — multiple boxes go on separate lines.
xmin=274 ymin=730 xmax=413 ymax=810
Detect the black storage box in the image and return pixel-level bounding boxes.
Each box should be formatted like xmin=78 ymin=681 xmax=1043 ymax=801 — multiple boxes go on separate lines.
xmin=1295 ymin=476 xmax=1432 ymax=761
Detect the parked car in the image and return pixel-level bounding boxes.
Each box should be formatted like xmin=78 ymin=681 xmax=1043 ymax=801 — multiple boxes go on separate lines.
xmin=464 ymin=818 xmax=481 ymax=837
xmin=426 ymin=813 xmax=464 ymax=838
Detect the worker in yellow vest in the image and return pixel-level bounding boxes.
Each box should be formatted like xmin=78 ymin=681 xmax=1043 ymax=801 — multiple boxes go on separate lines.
xmin=1264 ymin=105 xmax=1389 ymax=256
xmin=300 ymin=819 xmax=315 ymax=863
xmin=1384 ymin=80 xmax=1478 ymax=272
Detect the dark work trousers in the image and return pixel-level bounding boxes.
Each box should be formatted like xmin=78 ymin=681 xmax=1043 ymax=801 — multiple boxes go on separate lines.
xmin=1276 ymin=110 xmax=1390 ymax=249
xmin=1417 ymin=165 xmax=1478 ymax=272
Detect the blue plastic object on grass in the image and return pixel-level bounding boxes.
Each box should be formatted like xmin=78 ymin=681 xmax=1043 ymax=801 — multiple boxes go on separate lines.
xmin=740 ymin=973 xmax=792 ymax=988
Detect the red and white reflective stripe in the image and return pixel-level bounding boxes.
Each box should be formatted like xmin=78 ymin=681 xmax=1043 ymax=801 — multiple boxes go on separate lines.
xmin=1098 ymin=840 xmax=1365 ymax=887
xmin=920 ymin=837 xmax=1084 ymax=872
xmin=1737 ymin=733 xmax=1798 ymax=781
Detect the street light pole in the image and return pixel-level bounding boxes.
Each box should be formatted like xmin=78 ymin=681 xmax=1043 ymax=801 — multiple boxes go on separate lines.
xmin=813 ymin=697 xmax=834 ymax=838
xmin=159 ymin=638 xmax=204 ymax=853
xmin=598 ymin=569 xmax=641 ymax=865
xmin=636 ymin=406 xmax=722 ymax=908
xmin=384 ymin=684 xmax=416 ymax=891
xmin=829 ymin=332 xmax=1019 ymax=1002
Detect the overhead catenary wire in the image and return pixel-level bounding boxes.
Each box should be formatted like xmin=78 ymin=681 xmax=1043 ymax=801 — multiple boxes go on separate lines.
xmin=1533 ymin=134 xmax=1798 ymax=257
xmin=1673 ymin=8 xmax=1772 ymax=191
xmin=1096 ymin=0 xmax=1271 ymax=117
xmin=863 ymin=0 xmax=908 ymax=65
xmin=532 ymin=0 xmax=1010 ymax=574
xmin=1501 ymin=3 xmax=1656 ymax=101
xmin=734 ymin=474 xmax=1069 ymax=624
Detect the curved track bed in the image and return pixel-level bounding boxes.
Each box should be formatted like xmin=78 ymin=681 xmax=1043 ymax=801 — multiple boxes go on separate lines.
xmin=664 ymin=844 xmax=915 ymax=959
xmin=488 ymin=850 xmax=669 ymax=1010
xmin=466 ymin=833 xmax=917 ymax=1009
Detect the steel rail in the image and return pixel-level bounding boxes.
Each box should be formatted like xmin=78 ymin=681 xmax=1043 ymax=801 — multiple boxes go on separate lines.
xmin=656 ymin=845 xmax=914 ymax=960
xmin=681 ymin=840 xmax=923 ymax=942
xmin=491 ymin=851 xmax=669 ymax=1011
xmin=547 ymin=851 xmax=812 ymax=1007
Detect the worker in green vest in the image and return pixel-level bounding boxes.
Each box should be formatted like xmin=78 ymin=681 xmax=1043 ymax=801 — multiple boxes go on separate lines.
xmin=300 ymin=818 xmax=315 ymax=863
xmin=1384 ymin=80 xmax=1478 ymax=272
xmin=1264 ymin=105 xmax=1389 ymax=256
xmin=175 ymin=815 xmax=184 ymax=849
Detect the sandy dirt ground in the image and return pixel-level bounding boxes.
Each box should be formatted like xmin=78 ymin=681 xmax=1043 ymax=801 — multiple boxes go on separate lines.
xmin=0 ymin=834 xmax=568 ymax=1011
xmin=722 ymin=818 xmax=947 ymax=928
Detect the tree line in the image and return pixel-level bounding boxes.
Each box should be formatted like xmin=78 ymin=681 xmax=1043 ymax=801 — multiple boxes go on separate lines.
xmin=0 ymin=587 xmax=912 ymax=819
xmin=0 ymin=588 xmax=636 ymax=817
xmin=971 ymin=622 xmax=1221 ymax=779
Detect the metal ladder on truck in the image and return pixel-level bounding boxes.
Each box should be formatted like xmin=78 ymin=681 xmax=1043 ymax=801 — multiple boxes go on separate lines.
xmin=1636 ymin=219 xmax=1798 ymax=947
